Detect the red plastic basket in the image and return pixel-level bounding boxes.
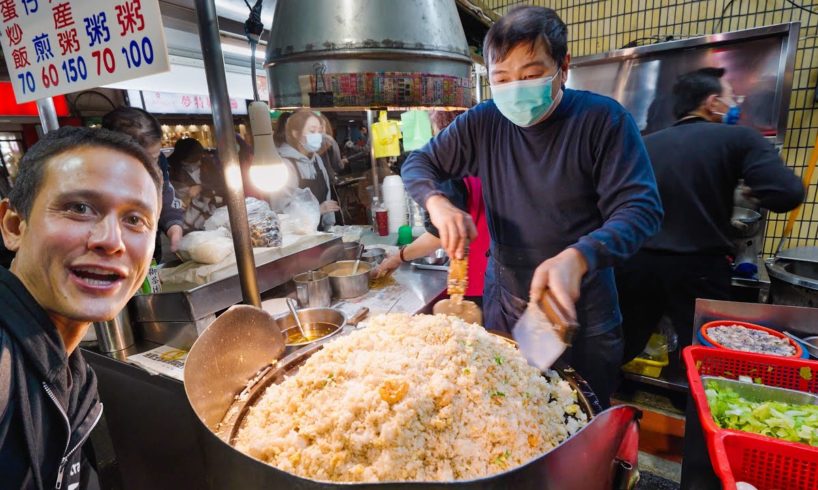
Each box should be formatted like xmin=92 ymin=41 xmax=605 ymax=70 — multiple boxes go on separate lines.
xmin=684 ymin=346 xmax=818 ymax=490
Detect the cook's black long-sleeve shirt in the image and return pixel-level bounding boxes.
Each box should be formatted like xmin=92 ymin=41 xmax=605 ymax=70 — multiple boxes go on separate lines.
xmin=401 ymin=89 xmax=663 ymax=334
xmin=642 ymin=117 xmax=804 ymax=254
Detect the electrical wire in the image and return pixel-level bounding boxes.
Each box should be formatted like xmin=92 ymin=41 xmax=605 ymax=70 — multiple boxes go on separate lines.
xmin=619 ymin=35 xmax=675 ymax=49
xmin=714 ymin=0 xmax=740 ymax=32
xmin=243 ymin=0 xmax=265 ymax=102
xmin=717 ymin=0 xmax=817 ymax=34
xmin=783 ymin=0 xmax=818 ymax=16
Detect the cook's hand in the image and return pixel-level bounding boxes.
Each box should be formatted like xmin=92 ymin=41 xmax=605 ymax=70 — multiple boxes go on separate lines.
xmin=320 ymin=200 xmax=341 ymax=214
xmin=340 ymin=158 xmax=349 ymax=169
xmin=372 ymin=253 xmax=401 ymax=279
xmin=167 ymin=224 xmax=184 ymax=253
xmin=529 ymin=248 xmax=588 ymax=324
xmin=425 ymin=194 xmax=476 ymax=260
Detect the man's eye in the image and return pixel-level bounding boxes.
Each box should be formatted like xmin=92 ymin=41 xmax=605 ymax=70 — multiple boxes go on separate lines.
xmin=68 ymin=203 xmax=91 ymax=214
xmin=125 ymin=215 xmax=147 ymax=227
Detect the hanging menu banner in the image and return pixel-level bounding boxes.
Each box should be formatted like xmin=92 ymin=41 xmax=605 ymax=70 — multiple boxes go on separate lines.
xmin=0 ymin=0 xmax=170 ymax=103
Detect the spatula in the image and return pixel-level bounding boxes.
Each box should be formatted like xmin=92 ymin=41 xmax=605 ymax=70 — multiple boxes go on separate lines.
xmin=512 ymin=290 xmax=578 ymax=371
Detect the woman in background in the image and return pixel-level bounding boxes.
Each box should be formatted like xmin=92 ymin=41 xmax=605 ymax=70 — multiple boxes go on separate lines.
xmin=278 ymin=109 xmax=340 ymax=230
xmin=168 ymin=138 xmax=223 ymax=231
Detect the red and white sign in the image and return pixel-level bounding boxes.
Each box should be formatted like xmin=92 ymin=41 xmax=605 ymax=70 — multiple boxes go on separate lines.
xmin=0 ymin=0 xmax=170 ymax=103
xmin=135 ymin=89 xmax=248 ymax=116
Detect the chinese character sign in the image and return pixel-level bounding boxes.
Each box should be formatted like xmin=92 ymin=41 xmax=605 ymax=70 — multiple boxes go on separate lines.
xmin=0 ymin=0 xmax=169 ymax=103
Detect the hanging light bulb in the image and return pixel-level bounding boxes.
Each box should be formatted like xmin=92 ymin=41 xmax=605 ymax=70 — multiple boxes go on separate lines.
xmin=248 ymin=100 xmax=289 ymax=193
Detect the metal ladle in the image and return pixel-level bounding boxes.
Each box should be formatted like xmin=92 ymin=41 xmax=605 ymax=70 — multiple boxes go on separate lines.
xmin=286 ymin=298 xmax=308 ymax=340
xmin=351 ymin=243 xmax=365 ymax=275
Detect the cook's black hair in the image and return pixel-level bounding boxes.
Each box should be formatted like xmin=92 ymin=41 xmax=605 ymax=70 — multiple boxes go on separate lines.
xmin=483 ymin=6 xmax=568 ymax=67
xmin=101 ymin=106 xmax=163 ymax=148
xmin=672 ymin=67 xmax=726 ymax=119
xmin=7 ymin=126 xmax=162 ymax=218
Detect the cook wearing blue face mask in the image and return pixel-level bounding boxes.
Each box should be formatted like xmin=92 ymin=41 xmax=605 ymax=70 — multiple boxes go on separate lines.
xmin=401 ymin=6 xmax=664 ymax=408
xmin=615 ymin=66 xmax=803 ymax=365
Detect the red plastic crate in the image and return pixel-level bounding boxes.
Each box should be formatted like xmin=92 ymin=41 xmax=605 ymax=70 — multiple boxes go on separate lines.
xmin=683 ymin=346 xmax=818 ymax=490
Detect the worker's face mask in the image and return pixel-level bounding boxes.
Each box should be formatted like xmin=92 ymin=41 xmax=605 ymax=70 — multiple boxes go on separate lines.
xmin=304 ymin=132 xmax=323 ymax=152
xmin=491 ymin=69 xmax=561 ymax=127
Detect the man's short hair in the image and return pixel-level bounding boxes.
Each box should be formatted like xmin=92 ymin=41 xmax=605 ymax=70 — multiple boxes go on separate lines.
xmin=672 ymin=67 xmax=726 ymax=119
xmin=483 ymin=6 xmax=568 ymax=67
xmin=7 ymin=126 xmax=162 ymax=219
xmin=101 ymin=106 xmax=163 ymax=148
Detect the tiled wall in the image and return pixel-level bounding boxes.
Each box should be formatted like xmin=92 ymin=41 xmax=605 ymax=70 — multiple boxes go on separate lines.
xmin=483 ymin=0 xmax=818 ymax=255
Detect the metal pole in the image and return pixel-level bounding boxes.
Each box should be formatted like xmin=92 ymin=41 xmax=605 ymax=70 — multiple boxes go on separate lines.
xmin=36 ymin=97 xmax=60 ymax=133
xmin=367 ymin=109 xmax=380 ymax=201
xmin=474 ymin=71 xmax=483 ymax=104
xmin=194 ymin=0 xmax=261 ymax=307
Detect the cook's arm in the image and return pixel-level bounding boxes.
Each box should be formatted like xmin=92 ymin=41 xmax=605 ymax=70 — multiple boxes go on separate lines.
xmin=737 ymin=128 xmax=804 ymax=213
xmin=569 ymin=111 xmax=664 ymax=273
xmin=402 ymin=110 xmax=481 ymax=258
xmin=401 ymin=111 xmax=480 ymax=207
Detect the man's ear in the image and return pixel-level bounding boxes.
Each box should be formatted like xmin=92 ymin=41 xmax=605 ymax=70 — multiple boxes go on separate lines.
xmin=560 ymin=53 xmax=571 ymax=84
xmin=704 ymin=93 xmax=720 ymax=113
xmin=0 ymin=199 xmax=25 ymax=252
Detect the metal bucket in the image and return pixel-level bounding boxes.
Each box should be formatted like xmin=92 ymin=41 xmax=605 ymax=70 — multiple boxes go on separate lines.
xmin=93 ymin=308 xmax=135 ymax=353
xmin=184 ymin=313 xmax=641 ymax=489
xmin=766 ymin=247 xmax=818 ymax=308
xmin=294 ymin=271 xmax=333 ymax=308
xmin=321 ymin=260 xmax=371 ymax=299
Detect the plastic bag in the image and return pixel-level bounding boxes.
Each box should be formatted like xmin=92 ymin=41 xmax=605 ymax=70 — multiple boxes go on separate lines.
xmin=282 ymin=188 xmax=321 ymax=234
xmin=178 ymin=228 xmax=234 ymax=264
xmin=246 ymin=197 xmax=282 ymax=247
xmin=372 ymin=110 xmax=401 ymax=158
xmin=202 ymin=197 xmax=283 ymax=248
xmin=400 ymin=110 xmax=432 ymax=151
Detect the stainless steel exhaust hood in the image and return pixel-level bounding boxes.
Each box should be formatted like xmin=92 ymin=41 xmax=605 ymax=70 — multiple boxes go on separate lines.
xmin=265 ymin=0 xmax=473 ymax=109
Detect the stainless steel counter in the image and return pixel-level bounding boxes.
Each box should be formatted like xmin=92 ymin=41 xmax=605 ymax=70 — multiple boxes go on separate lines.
xmin=332 ymin=262 xmax=448 ymax=317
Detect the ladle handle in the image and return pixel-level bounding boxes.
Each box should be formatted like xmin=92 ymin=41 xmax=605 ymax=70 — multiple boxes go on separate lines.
xmin=348 ymin=307 xmax=369 ymax=327
xmin=286 ymin=298 xmax=307 ymax=337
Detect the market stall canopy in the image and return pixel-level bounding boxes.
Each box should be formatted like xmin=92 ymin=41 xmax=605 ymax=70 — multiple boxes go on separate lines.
xmin=264 ymin=0 xmax=473 ymax=109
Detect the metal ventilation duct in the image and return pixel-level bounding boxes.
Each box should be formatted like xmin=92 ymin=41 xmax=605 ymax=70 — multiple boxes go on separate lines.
xmin=265 ymin=0 xmax=473 ymax=108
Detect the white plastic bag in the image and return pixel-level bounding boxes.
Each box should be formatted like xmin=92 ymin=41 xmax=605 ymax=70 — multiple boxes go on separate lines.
xmin=282 ymin=188 xmax=321 ymax=234
xmin=178 ymin=228 xmax=234 ymax=264
xmin=203 ymin=197 xmax=282 ymax=247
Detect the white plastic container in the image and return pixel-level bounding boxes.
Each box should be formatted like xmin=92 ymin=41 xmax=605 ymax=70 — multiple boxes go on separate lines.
xmin=381 ymin=175 xmax=407 ymax=233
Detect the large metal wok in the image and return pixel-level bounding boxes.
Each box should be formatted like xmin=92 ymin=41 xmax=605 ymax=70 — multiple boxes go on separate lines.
xmin=184 ymin=306 xmax=641 ymax=489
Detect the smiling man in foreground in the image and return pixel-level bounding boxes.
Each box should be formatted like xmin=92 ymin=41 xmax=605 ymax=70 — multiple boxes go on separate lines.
xmin=0 ymin=126 xmax=162 ymax=489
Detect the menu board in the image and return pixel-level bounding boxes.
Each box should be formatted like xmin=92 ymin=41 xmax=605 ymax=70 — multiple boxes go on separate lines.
xmin=0 ymin=0 xmax=170 ymax=103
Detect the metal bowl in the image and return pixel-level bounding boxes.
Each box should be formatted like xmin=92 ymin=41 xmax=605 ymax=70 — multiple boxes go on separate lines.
xmin=321 ymin=260 xmax=371 ymax=298
xmin=275 ymin=307 xmax=346 ymax=355
xmin=804 ymin=336 xmax=818 ymax=358
xmin=422 ymin=248 xmax=449 ymax=266
xmin=362 ymin=247 xmax=386 ymax=265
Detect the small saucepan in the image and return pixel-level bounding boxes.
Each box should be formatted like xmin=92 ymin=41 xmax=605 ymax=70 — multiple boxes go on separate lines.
xmin=321 ymin=260 xmax=371 ymax=299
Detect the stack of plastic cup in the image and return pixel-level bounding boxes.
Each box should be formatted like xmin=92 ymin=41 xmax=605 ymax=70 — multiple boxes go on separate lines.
xmin=381 ymin=175 xmax=407 ymax=234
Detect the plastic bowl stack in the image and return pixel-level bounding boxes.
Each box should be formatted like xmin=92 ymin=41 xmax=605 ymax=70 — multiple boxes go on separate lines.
xmin=382 ymin=175 xmax=407 ymax=234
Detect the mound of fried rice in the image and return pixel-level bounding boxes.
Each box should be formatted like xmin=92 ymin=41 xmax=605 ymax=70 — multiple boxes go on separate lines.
xmin=234 ymin=313 xmax=587 ymax=482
